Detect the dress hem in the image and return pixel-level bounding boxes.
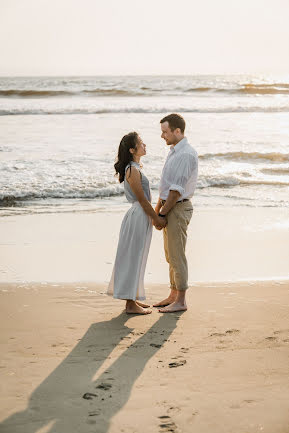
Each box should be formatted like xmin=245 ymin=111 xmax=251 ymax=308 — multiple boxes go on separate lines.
xmin=106 ymin=292 xmax=146 ymax=301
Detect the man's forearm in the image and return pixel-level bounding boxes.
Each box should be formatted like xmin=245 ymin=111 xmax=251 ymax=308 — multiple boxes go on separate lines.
xmin=160 ymin=190 xmax=181 ymax=215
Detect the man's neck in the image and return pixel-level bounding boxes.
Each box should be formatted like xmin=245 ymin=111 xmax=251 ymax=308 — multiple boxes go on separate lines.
xmin=172 ymin=135 xmax=185 ymax=146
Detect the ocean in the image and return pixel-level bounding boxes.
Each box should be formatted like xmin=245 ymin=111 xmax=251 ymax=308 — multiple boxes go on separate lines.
xmin=1 ymin=75 xmax=289 ymax=216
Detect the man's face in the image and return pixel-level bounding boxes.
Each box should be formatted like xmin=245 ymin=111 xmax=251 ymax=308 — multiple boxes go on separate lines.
xmin=161 ymin=121 xmax=178 ymax=146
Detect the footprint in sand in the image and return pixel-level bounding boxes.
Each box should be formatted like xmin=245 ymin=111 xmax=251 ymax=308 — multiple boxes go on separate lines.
xmin=158 ymin=415 xmax=177 ymax=432
xmin=210 ymin=329 xmax=240 ymax=337
xmin=96 ymin=383 xmax=112 ymax=390
xmin=88 ymin=410 xmax=100 ymax=417
xmin=265 ymin=336 xmax=277 ymax=341
xmin=225 ymin=329 xmax=240 ymax=334
xmin=209 ymin=332 xmax=226 ymax=337
xmin=168 ymin=360 xmax=186 ymax=368
xmin=82 ymin=392 xmax=97 ymax=400
xmin=167 ymin=406 xmax=181 ymax=415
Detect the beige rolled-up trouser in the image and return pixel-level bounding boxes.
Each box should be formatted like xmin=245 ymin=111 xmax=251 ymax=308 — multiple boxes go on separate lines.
xmin=162 ymin=200 xmax=193 ymax=291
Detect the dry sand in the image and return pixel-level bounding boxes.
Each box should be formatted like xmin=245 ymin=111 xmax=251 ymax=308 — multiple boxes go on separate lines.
xmin=1 ymin=280 xmax=289 ymax=433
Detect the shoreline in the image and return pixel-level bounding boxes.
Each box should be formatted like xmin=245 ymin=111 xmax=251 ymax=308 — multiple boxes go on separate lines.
xmin=1 ymin=278 xmax=289 ymax=290
xmin=0 ymin=206 xmax=289 ymax=284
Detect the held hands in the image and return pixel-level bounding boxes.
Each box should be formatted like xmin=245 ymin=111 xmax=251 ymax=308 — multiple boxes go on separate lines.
xmin=153 ymin=216 xmax=167 ymax=230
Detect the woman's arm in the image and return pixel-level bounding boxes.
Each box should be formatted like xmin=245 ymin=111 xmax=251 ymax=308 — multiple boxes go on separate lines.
xmin=154 ymin=197 xmax=162 ymax=214
xmin=126 ymin=167 xmax=166 ymax=228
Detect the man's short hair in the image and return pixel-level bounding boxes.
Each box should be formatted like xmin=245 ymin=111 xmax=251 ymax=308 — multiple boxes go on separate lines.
xmin=160 ymin=113 xmax=185 ymax=133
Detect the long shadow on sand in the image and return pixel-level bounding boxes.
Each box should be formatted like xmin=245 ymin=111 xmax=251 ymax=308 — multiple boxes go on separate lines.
xmin=0 ymin=311 xmax=182 ymax=433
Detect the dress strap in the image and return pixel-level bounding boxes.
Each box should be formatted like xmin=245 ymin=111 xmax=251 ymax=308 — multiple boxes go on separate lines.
xmin=125 ymin=162 xmax=142 ymax=178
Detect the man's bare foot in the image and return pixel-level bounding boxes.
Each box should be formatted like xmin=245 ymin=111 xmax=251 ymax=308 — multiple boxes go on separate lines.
xmin=153 ymin=296 xmax=176 ymax=307
xmin=136 ymin=301 xmax=151 ymax=308
xmin=158 ymin=301 xmax=187 ymax=313
xmin=126 ymin=301 xmax=152 ymax=315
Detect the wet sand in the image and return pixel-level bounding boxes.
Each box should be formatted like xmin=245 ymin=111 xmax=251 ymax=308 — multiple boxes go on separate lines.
xmin=1 ymin=206 xmax=289 ymax=284
xmin=1 ymin=280 xmax=289 ymax=433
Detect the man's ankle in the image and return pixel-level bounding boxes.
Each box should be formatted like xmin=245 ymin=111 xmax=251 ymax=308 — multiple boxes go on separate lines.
xmin=175 ymin=291 xmax=186 ymax=303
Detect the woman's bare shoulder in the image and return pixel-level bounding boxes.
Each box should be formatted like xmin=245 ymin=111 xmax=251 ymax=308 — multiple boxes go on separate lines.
xmin=125 ymin=164 xmax=141 ymax=182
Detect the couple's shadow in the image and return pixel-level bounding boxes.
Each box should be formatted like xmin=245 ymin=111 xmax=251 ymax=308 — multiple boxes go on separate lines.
xmin=0 ymin=310 xmax=182 ymax=433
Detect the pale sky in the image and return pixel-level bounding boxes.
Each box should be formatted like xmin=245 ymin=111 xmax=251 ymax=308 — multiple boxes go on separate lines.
xmin=0 ymin=0 xmax=289 ymax=76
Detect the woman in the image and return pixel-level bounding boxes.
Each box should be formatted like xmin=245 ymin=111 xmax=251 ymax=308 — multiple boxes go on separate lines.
xmin=107 ymin=132 xmax=166 ymax=315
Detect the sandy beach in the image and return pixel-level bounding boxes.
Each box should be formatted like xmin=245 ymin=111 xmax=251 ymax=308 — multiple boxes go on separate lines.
xmin=0 ymin=204 xmax=289 ymax=432
xmin=1 ymin=280 xmax=289 ymax=433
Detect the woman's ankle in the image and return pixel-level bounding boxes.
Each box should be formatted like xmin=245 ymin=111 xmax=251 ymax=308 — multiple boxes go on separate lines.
xmin=126 ymin=300 xmax=135 ymax=306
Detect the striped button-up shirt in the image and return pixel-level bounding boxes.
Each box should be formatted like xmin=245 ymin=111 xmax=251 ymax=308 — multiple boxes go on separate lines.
xmin=159 ymin=137 xmax=198 ymax=201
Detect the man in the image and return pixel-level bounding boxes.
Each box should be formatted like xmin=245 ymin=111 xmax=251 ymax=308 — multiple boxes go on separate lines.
xmin=153 ymin=113 xmax=198 ymax=313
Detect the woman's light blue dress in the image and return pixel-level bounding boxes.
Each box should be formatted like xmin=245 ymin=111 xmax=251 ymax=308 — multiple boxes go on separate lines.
xmin=107 ymin=162 xmax=152 ymax=300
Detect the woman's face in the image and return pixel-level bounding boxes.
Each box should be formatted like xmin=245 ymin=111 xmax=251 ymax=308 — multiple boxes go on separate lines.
xmin=133 ymin=136 xmax=146 ymax=158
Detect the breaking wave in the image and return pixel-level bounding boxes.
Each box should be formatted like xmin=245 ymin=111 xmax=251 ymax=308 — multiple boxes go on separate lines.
xmin=1 ymin=173 xmax=289 ymax=206
xmin=1 ymin=82 xmax=289 ymax=98
xmin=199 ymin=151 xmax=289 ymax=163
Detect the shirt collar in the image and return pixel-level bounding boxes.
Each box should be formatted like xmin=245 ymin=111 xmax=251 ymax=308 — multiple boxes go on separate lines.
xmin=170 ymin=137 xmax=188 ymax=153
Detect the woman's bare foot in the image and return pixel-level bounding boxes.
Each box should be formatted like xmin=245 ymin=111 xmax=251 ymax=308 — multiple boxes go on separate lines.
xmin=126 ymin=300 xmax=152 ymax=315
xmin=136 ymin=301 xmax=151 ymax=308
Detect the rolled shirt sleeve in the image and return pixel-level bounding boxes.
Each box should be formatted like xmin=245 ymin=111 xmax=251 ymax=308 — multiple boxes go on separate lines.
xmin=169 ymin=153 xmax=195 ymax=196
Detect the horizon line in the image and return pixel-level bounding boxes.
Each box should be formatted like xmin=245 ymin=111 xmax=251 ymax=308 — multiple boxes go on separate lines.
xmin=0 ymin=72 xmax=287 ymax=79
